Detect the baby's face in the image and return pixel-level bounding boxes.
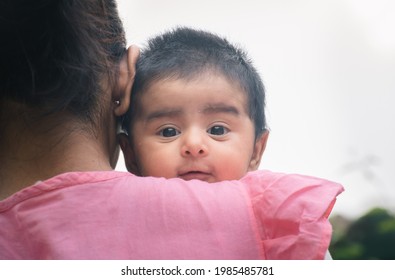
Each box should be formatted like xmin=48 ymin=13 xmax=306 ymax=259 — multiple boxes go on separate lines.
xmin=125 ymin=72 xmax=265 ymax=183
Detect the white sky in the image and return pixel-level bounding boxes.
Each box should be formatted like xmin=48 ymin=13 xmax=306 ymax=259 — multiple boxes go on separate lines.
xmin=115 ymin=0 xmax=395 ymax=219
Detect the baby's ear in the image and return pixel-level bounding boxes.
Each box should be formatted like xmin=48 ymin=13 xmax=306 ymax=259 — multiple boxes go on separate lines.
xmin=114 ymin=45 xmax=140 ymax=117
xmin=119 ymin=133 xmax=141 ymax=175
xmin=248 ymin=131 xmax=269 ymax=171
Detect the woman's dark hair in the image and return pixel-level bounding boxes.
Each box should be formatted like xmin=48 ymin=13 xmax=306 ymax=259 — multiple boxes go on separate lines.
xmin=123 ymin=27 xmax=267 ymax=139
xmin=0 ymin=0 xmax=126 ymax=121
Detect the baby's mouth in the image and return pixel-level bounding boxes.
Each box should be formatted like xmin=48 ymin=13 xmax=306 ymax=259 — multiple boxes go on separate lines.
xmin=178 ymin=171 xmax=212 ymax=182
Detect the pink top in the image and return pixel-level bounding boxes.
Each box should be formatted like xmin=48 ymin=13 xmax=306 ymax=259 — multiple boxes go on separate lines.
xmin=0 ymin=170 xmax=343 ymax=260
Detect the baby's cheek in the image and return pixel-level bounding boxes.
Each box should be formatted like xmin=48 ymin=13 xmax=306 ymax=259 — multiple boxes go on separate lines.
xmin=217 ymin=165 xmax=247 ymax=181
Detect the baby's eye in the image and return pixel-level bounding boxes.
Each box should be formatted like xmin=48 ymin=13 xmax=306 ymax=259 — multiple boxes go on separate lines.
xmin=158 ymin=127 xmax=180 ymax=137
xmin=207 ymin=125 xmax=229 ymax=136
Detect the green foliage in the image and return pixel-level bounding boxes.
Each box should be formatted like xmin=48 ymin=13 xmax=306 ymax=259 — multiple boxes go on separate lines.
xmin=330 ymin=208 xmax=395 ymax=259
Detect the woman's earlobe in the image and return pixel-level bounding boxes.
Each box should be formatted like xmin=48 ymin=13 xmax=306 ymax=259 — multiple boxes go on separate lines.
xmin=114 ymin=45 xmax=140 ymax=117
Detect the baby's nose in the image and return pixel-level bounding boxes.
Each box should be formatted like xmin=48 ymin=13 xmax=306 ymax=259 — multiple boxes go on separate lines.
xmin=181 ymin=130 xmax=208 ymax=158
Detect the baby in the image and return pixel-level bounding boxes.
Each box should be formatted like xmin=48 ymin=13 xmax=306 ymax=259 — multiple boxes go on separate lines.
xmin=120 ymin=27 xmax=269 ymax=182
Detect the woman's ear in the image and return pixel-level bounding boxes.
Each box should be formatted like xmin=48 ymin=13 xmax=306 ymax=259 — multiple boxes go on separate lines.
xmin=248 ymin=131 xmax=269 ymax=171
xmin=114 ymin=45 xmax=140 ymax=117
xmin=118 ymin=133 xmax=141 ymax=175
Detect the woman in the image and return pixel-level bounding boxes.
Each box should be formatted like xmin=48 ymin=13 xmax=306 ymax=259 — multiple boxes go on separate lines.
xmin=0 ymin=0 xmax=342 ymax=259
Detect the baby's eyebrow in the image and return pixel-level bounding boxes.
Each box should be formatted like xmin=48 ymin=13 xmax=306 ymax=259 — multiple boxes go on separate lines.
xmin=145 ymin=108 xmax=183 ymax=121
xmin=202 ymin=103 xmax=240 ymax=115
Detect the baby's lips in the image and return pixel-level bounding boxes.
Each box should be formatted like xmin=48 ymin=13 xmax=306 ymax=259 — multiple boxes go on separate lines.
xmin=178 ymin=171 xmax=213 ymax=182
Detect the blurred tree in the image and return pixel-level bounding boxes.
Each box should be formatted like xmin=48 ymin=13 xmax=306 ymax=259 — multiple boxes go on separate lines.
xmin=330 ymin=208 xmax=395 ymax=259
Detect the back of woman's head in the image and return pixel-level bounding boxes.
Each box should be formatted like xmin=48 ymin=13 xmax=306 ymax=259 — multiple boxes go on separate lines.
xmin=0 ymin=0 xmax=126 ymax=121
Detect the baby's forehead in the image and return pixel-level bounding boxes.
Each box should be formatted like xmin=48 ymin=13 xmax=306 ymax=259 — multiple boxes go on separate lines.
xmin=146 ymin=69 xmax=247 ymax=95
xmin=138 ymin=71 xmax=250 ymax=115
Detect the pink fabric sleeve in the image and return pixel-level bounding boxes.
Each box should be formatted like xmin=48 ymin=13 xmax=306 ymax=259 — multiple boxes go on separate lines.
xmin=0 ymin=170 xmax=343 ymax=259
xmin=242 ymin=170 xmax=344 ymax=259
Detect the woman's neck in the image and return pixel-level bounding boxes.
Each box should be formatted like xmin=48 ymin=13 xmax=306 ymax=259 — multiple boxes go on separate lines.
xmin=0 ymin=109 xmax=113 ymax=200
